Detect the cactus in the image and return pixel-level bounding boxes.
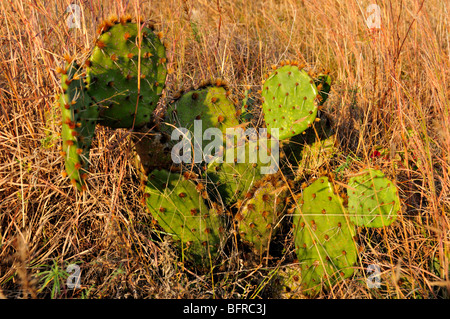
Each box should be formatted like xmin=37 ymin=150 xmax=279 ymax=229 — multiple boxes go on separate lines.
xmin=86 ymin=17 xmax=167 ymax=129
xmin=164 ymin=81 xmax=281 ymax=206
xmin=206 ymin=132 xmax=279 ymax=205
xmin=53 ymin=19 xmax=408 ymax=296
xmin=58 ymin=61 xmax=98 ymax=191
xmin=261 ymin=62 xmax=320 ymax=141
xmin=131 ymin=128 xmax=173 ymax=180
xmin=296 ymin=134 xmax=336 ymax=176
xmin=235 ymin=175 xmax=289 ymax=258
xmin=273 ymin=265 xmax=303 ymax=298
xmin=283 ymin=117 xmax=336 ymax=177
xmin=144 ymin=168 xmax=225 ymax=266
xmin=206 ymin=141 xmax=262 ymax=205
xmin=347 ymin=169 xmax=401 ymax=227
xmin=161 ymin=82 xmax=242 ymax=170
xmin=293 ymin=176 xmax=357 ymax=295
xmin=164 ymin=82 xmax=240 ymax=137
xmin=58 ymin=17 xmax=168 ymax=190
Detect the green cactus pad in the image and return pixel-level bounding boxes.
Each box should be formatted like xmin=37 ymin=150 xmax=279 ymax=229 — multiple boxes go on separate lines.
xmin=293 ymin=134 xmax=336 ymax=178
xmin=87 ymin=19 xmax=167 ymax=129
xmin=164 ymin=84 xmax=240 ymax=137
xmin=293 ymin=177 xmax=357 ymax=295
xmin=206 ymin=136 xmax=279 ymax=205
xmin=347 ymin=169 xmax=401 ymax=227
xmin=144 ymin=169 xmax=224 ymax=265
xmin=273 ymin=265 xmax=303 ymax=299
xmin=262 ymin=64 xmax=319 ymax=141
xmin=285 ymin=120 xmax=336 ymax=175
xmin=59 ymin=62 xmax=98 ymax=191
xmin=162 ymin=84 xmax=242 ymax=167
xmin=236 ymin=178 xmax=288 ymax=257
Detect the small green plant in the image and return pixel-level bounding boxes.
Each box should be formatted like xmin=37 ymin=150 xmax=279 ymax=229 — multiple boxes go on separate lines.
xmin=36 ymin=260 xmax=69 ymax=299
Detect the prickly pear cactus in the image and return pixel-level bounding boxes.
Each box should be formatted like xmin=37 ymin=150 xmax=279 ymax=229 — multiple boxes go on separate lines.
xmin=347 ymin=169 xmax=401 ymax=227
xmin=283 ymin=117 xmax=336 ymax=179
xmin=273 ymin=265 xmax=303 ymax=299
xmin=144 ymin=169 xmax=224 ymax=265
xmin=206 ymin=142 xmax=261 ymax=205
xmin=295 ymin=134 xmax=336 ymax=177
xmin=235 ymin=176 xmax=289 ymax=258
xmin=206 ymin=134 xmax=279 ymax=205
xmin=261 ymin=62 xmax=319 ymax=141
xmin=86 ymin=16 xmax=167 ymax=129
xmin=293 ymin=176 xmax=357 ymax=295
xmin=131 ymin=128 xmax=172 ymax=180
xmin=164 ymin=82 xmax=240 ymax=137
xmin=58 ymin=61 xmax=98 ymax=191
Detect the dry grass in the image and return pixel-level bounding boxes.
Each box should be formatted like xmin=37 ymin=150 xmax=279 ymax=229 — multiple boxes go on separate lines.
xmin=0 ymin=0 xmax=449 ymax=299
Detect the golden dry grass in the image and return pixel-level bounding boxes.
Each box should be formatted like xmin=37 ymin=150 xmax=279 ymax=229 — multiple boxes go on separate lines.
xmin=0 ymin=0 xmax=449 ymax=299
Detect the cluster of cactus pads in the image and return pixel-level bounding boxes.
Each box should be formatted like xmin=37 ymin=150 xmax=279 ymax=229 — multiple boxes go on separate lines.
xmin=291 ymin=170 xmax=400 ymax=295
xmin=57 ymin=15 xmax=167 ymax=189
xmin=57 ymin=17 xmax=402 ymax=296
